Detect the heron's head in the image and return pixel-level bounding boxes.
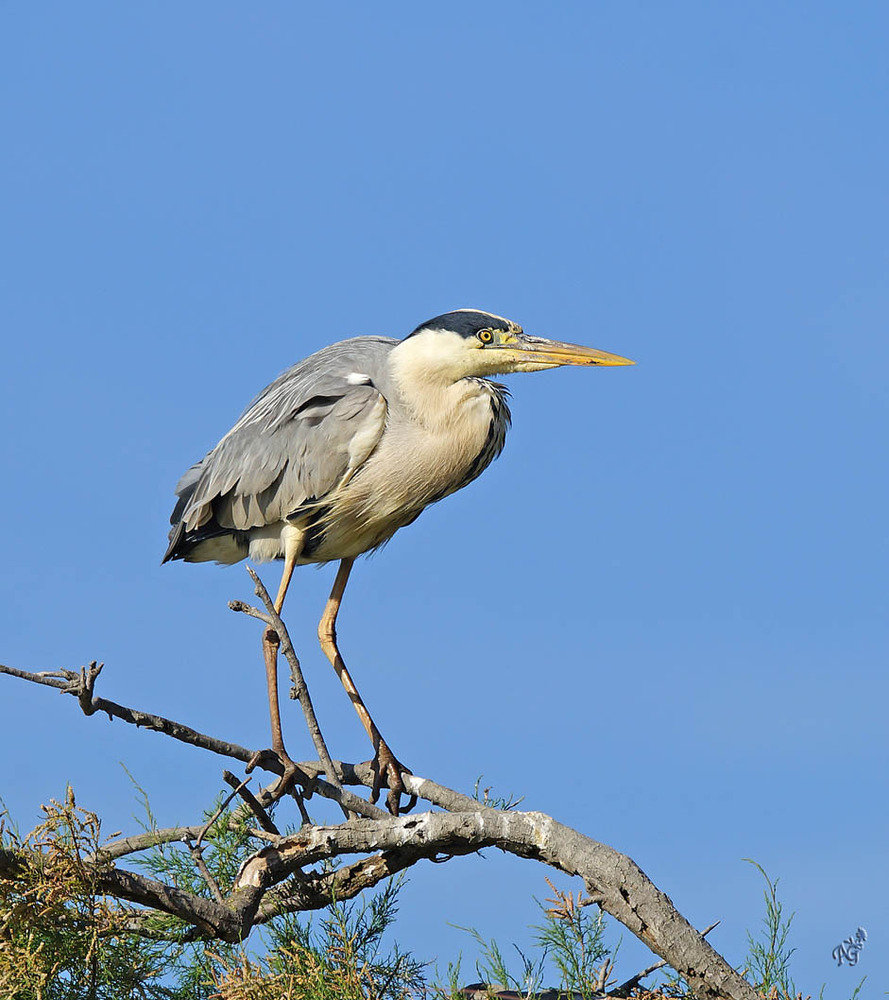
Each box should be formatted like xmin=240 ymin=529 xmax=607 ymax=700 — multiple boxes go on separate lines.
xmin=401 ymin=309 xmax=634 ymax=380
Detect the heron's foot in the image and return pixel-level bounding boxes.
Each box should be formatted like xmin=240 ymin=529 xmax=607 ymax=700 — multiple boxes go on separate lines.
xmin=366 ymin=740 xmax=417 ymax=815
xmin=246 ymin=747 xmax=303 ymax=803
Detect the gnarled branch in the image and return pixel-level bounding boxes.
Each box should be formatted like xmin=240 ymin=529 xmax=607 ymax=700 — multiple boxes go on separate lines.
xmin=0 ymin=655 xmax=757 ymax=1000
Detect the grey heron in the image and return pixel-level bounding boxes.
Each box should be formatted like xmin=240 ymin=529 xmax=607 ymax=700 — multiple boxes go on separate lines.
xmin=164 ymin=309 xmax=633 ymax=810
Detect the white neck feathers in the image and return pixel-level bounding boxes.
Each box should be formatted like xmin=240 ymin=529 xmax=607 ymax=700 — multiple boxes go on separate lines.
xmin=388 ymin=331 xmax=487 ymax=428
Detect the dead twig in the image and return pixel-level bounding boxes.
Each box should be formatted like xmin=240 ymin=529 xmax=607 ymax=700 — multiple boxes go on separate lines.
xmin=595 ymin=957 xmax=615 ymax=993
xmin=0 ymin=662 xmax=259 ymax=766
xmin=0 ymin=661 xmax=387 ymax=821
xmin=60 ymin=660 xmax=104 ymax=714
xmin=197 ymin=777 xmax=251 ymax=848
xmin=1 ymin=659 xmax=754 ymax=999
xmin=93 ymin=826 xmax=206 ymax=863
xmin=184 ymin=838 xmax=225 ymax=904
xmin=223 ymin=770 xmax=279 ymax=836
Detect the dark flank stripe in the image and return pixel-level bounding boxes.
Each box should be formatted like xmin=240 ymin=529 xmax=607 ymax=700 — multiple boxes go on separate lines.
xmin=452 ymin=383 xmax=511 ymax=495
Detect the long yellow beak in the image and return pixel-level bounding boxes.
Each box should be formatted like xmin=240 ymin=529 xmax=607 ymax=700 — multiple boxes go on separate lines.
xmin=496 ymin=333 xmax=635 ymax=369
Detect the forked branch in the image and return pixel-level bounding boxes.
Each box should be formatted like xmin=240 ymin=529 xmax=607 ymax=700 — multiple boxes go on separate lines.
xmin=0 ymin=646 xmax=757 ymax=1000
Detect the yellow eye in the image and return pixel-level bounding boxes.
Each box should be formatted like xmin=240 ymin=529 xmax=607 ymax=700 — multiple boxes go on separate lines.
xmin=478 ymin=329 xmax=494 ymax=344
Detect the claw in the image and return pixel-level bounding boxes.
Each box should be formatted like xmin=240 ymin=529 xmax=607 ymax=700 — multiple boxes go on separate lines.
xmin=246 ymin=747 xmax=302 ymax=803
xmin=367 ymin=740 xmax=417 ymax=815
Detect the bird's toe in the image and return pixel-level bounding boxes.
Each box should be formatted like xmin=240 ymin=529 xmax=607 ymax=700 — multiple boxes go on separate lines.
xmin=367 ymin=741 xmax=416 ymax=815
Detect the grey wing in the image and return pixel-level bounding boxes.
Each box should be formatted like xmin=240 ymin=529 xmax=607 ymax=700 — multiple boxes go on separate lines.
xmin=164 ymin=338 xmax=394 ymax=560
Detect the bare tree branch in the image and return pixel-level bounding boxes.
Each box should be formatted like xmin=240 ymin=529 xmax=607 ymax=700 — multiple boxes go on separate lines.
xmin=95 ymin=864 xmax=261 ymax=942
xmin=93 ymin=826 xmax=207 ymax=862
xmin=196 ymin=777 xmax=251 ymax=847
xmin=610 ymin=921 xmax=720 ymax=997
xmin=0 ymin=662 xmax=259 ymax=766
xmin=254 ymin=846 xmax=428 ymax=923
xmin=0 ymin=661 xmax=387 ymax=821
xmin=223 ymin=769 xmax=280 ymax=836
xmin=298 ymin=759 xmax=491 ymax=814
xmin=233 ymin=814 xmax=753 ymax=1000
xmin=184 ymin=838 xmax=225 ymax=904
xmin=1 ymin=656 xmax=758 ymax=1000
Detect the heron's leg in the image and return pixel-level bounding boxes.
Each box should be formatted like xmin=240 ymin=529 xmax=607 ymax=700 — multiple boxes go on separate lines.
xmin=318 ymin=558 xmax=415 ymax=814
xmin=262 ymin=555 xmax=296 ymax=755
xmin=255 ymin=535 xmax=302 ymax=794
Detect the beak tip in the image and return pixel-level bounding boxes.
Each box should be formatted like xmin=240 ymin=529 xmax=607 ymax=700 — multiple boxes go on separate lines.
xmin=594 ymin=355 xmax=635 ymax=367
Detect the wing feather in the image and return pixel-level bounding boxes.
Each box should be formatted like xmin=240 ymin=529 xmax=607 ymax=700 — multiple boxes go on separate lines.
xmin=167 ymin=337 xmax=395 ymax=553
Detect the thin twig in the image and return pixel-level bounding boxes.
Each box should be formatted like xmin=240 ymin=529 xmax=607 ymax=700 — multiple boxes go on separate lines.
xmin=611 ymin=920 xmax=720 ymax=997
xmin=246 ymin=828 xmax=280 ymax=843
xmin=0 ymin=663 xmax=260 ymax=767
xmin=93 ymin=827 xmax=206 ymax=863
xmin=184 ymin=838 xmax=225 ymax=904
xmin=595 ymin=958 xmax=614 ymax=993
xmin=0 ymin=662 xmax=387 ymax=820
xmin=197 ymin=778 xmax=251 ymax=848
xmin=223 ymin=770 xmax=279 ymax=835
xmin=94 ymin=779 xmax=284 ymax=863
xmin=292 ymin=789 xmax=313 ymax=826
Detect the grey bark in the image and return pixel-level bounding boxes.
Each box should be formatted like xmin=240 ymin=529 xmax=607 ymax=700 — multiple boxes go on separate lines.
xmin=1 ymin=659 xmax=757 ymax=1000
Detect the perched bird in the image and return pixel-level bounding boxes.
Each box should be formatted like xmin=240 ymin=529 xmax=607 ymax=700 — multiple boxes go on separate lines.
xmin=164 ymin=309 xmax=633 ymax=809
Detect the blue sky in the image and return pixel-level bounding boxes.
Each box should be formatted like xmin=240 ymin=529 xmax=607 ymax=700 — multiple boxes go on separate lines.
xmin=2 ymin=2 xmax=887 ymax=993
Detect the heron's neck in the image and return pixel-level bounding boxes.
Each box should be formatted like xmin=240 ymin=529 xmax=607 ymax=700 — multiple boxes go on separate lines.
xmin=388 ymin=336 xmax=488 ymax=430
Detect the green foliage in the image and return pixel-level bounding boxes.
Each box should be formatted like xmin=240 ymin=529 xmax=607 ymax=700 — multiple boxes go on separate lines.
xmin=451 ymin=923 xmax=546 ymax=996
xmin=0 ymin=789 xmax=175 ymax=999
xmin=0 ymin=787 xmax=424 ymax=1000
xmin=844 ymin=977 xmax=867 ymax=1000
xmin=663 ymin=860 xmax=867 ymax=1000
xmin=471 ymin=778 xmax=524 ymax=812
xmin=532 ymin=879 xmax=611 ymax=998
xmin=437 ymin=953 xmax=464 ymax=999
xmin=451 ymin=881 xmax=613 ymax=998
xmin=121 ymin=774 xmax=262 ymax=995
xmin=212 ymin=874 xmax=425 ymax=1000
xmin=1 ymin=787 xmax=863 ymax=1000
xmin=742 ymin=860 xmax=798 ymax=999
